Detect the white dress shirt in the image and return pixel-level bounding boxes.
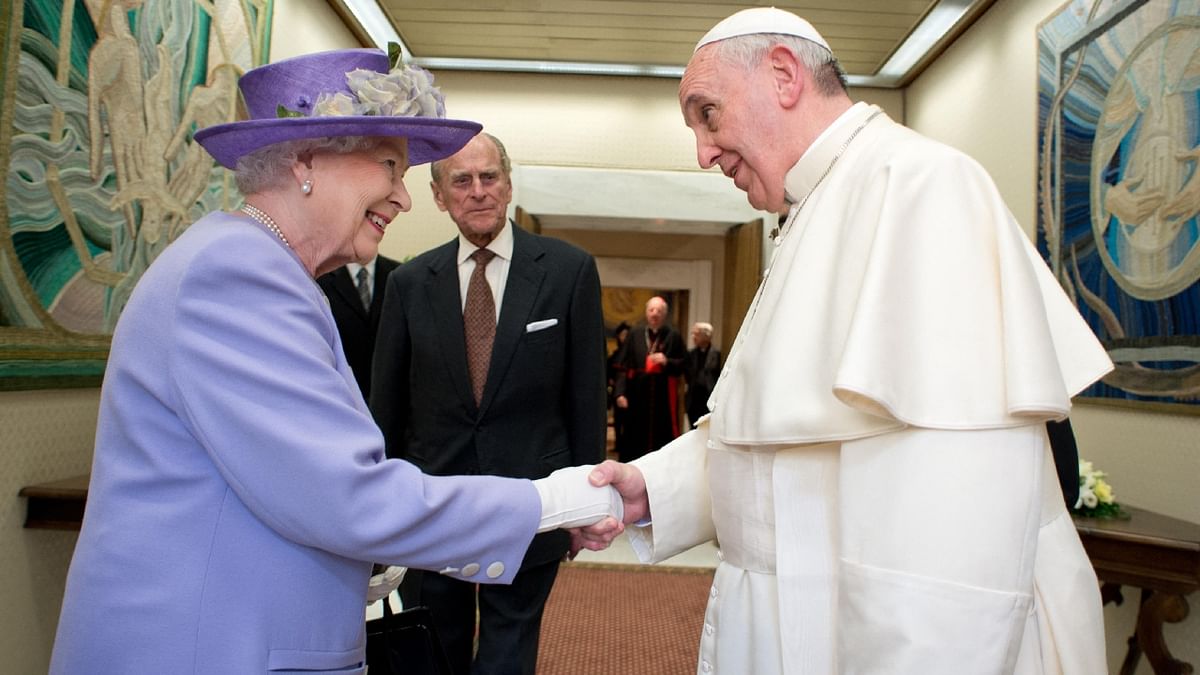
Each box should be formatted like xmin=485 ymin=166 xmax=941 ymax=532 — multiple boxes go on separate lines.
xmin=456 ymin=221 xmax=514 ymax=321
xmin=346 ymin=257 xmax=377 ymax=304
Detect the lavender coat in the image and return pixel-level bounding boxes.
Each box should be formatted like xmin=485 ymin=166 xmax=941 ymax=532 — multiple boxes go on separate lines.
xmin=50 ymin=211 xmax=539 ymax=674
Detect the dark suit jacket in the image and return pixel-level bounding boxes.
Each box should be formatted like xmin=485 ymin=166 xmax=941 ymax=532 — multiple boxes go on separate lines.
xmin=1046 ymin=418 xmax=1080 ymax=510
xmin=370 ymin=226 xmax=607 ymax=568
xmin=685 ymin=346 xmax=722 ymax=424
xmin=317 ymin=255 xmax=400 ymax=400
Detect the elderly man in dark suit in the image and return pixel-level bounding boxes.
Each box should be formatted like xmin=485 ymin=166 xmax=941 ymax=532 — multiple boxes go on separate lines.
xmin=370 ymin=132 xmax=607 ymax=675
xmin=317 ymin=254 xmax=400 ymax=400
xmin=684 ymin=321 xmax=722 ymax=428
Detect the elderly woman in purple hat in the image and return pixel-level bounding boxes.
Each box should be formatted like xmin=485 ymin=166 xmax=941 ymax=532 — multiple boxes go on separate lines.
xmin=50 ymin=49 xmax=619 ymax=674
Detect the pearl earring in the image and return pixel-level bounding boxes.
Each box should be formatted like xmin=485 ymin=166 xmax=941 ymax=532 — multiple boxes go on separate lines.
xmin=301 ymin=179 xmax=313 ymax=195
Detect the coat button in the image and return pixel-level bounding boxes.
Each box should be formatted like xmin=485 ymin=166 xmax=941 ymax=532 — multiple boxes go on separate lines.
xmin=701 ymin=660 xmax=712 ymax=672
xmin=704 ymin=623 xmax=714 ymax=636
xmin=486 ymin=562 xmax=505 ymax=578
xmin=710 ymin=585 xmax=718 ymax=598
xmin=462 ymin=563 xmax=480 ymax=576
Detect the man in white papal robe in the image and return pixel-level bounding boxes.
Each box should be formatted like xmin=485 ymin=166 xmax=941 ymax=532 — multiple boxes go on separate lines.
xmin=574 ymin=8 xmax=1114 ymax=675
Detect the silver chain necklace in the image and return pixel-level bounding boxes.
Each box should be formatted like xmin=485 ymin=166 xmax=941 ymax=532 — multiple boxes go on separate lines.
xmin=240 ymin=203 xmax=290 ymax=248
xmin=769 ymin=109 xmax=883 ymax=241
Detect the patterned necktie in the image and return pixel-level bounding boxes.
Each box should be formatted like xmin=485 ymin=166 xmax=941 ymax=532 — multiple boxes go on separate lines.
xmin=464 ymin=248 xmax=497 ymax=405
xmin=355 ymin=267 xmax=371 ymax=310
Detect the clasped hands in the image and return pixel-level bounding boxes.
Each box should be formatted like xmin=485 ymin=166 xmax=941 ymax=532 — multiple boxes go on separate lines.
xmin=531 ymin=462 xmax=651 ymax=557
xmin=557 ymin=461 xmax=650 ymax=558
xmin=367 ymin=460 xmax=649 ymax=602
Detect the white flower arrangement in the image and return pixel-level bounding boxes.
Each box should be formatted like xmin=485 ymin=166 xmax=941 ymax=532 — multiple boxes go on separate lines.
xmin=282 ymin=42 xmax=445 ymax=120
xmin=314 ymin=65 xmax=445 ymax=119
xmin=1073 ymin=458 xmax=1126 ymax=519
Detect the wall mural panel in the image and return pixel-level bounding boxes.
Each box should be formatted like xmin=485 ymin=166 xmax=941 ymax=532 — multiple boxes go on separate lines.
xmin=0 ymin=0 xmax=269 ymax=390
xmin=1037 ymin=0 xmax=1200 ymax=410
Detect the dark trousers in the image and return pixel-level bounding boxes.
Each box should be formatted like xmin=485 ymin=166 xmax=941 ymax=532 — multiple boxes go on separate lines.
xmin=399 ymin=559 xmax=561 ymax=675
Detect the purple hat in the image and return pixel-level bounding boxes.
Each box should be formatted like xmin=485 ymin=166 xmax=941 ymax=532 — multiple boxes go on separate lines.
xmin=194 ymin=49 xmax=481 ymax=169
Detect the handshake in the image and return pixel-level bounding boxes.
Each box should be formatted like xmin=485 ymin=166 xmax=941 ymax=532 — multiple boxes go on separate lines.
xmin=532 ymin=464 xmax=624 ymax=533
xmin=368 ymin=462 xmax=648 ymax=602
xmin=535 ymin=461 xmax=650 ymax=557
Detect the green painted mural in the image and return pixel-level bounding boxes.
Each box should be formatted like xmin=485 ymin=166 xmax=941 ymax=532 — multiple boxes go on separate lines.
xmin=0 ymin=0 xmax=270 ymax=389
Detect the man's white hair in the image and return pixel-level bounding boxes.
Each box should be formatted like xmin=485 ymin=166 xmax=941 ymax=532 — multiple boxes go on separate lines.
xmin=712 ymin=34 xmax=848 ymax=96
xmin=692 ymin=322 xmax=713 ymax=337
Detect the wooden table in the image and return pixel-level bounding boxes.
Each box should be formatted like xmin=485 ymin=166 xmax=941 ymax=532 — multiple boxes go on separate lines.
xmin=19 ymin=476 xmax=1200 ymax=672
xmin=1075 ymin=506 xmax=1200 ymax=675
xmin=17 ymin=474 xmax=89 ymax=530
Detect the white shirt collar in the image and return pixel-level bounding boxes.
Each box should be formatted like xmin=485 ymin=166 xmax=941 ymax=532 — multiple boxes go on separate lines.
xmin=457 ymin=220 xmax=514 ymax=264
xmin=346 ymin=257 xmax=377 ymax=279
xmin=785 ymin=102 xmax=874 ymax=205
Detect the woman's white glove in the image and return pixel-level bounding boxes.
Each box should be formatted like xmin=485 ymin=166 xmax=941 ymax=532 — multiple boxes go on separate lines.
xmin=532 ymin=465 xmax=623 ymax=533
xmin=366 ymin=565 xmax=406 ymax=603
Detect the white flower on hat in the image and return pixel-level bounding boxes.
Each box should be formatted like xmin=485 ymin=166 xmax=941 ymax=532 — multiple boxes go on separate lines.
xmin=312 ymin=92 xmax=358 ymax=117
xmin=309 ymin=63 xmax=446 ymax=120
xmin=312 ymin=63 xmax=448 ymax=120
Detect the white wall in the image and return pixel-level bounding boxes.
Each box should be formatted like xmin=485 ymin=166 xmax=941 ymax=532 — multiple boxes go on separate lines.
xmin=0 ymin=390 xmax=99 ymax=674
xmin=907 ymin=0 xmax=1200 ymax=670
xmin=268 ymin=0 xmax=358 ymax=60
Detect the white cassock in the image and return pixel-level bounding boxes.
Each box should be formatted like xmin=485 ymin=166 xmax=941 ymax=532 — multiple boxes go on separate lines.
xmin=628 ymin=103 xmax=1114 ymax=675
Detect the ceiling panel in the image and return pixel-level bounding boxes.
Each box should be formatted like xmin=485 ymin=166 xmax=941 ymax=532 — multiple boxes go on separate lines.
xmin=334 ymin=0 xmax=996 ymax=87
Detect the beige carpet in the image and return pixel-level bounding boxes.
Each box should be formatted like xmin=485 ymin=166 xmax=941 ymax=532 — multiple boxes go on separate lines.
xmin=537 ymin=562 xmax=714 ymax=674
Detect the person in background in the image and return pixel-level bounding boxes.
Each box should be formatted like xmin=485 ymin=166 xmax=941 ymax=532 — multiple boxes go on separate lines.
xmin=49 ymin=49 xmax=619 ymax=674
xmin=1046 ymin=418 xmax=1082 ymax=510
xmin=370 ymin=132 xmax=607 ymax=675
xmin=684 ymin=321 xmax=721 ymax=428
xmin=573 ymin=8 xmax=1112 ymax=674
xmin=607 ymin=321 xmax=631 ymax=458
xmin=612 ymin=296 xmax=686 ymax=461
xmin=317 ymin=253 xmax=400 ymax=400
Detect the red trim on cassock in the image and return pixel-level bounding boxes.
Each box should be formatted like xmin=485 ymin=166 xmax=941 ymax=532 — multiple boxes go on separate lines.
xmin=667 ymin=375 xmax=680 ymax=437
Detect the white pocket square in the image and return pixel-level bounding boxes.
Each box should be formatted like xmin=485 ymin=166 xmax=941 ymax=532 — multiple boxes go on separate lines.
xmin=525 ymin=318 xmax=558 ymax=333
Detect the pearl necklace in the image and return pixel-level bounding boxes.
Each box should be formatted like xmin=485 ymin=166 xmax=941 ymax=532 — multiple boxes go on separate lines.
xmin=240 ymin=204 xmax=290 ymax=248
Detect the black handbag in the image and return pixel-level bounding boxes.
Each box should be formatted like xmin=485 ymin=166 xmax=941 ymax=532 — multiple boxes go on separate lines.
xmin=365 ymin=601 xmax=453 ymax=675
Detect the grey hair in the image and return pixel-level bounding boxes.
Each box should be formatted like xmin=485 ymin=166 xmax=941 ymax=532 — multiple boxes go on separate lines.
xmin=693 ymin=322 xmax=713 ymax=337
xmin=233 ymin=136 xmax=385 ymax=195
xmin=430 ymin=132 xmax=511 ymax=184
xmin=712 ymin=33 xmax=848 ymax=96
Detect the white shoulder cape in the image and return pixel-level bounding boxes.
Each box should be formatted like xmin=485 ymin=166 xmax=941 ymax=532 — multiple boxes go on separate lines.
xmin=710 ymin=104 xmax=1112 ymax=445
